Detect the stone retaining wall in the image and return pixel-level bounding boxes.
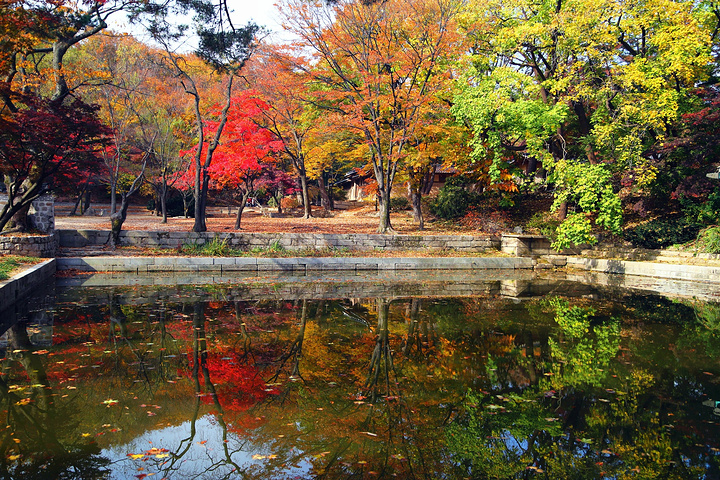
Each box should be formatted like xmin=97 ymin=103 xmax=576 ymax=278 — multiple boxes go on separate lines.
xmin=0 ymin=233 xmax=58 ymax=257
xmin=0 ymin=259 xmax=56 ymax=310
xmin=566 ymin=256 xmax=720 ymax=284
xmin=56 ymin=256 xmax=534 ymax=273
xmin=58 ymin=229 xmax=502 ymax=252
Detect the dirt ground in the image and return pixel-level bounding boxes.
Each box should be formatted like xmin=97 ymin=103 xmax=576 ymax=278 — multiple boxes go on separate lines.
xmin=54 ymin=204 xmax=477 ymax=236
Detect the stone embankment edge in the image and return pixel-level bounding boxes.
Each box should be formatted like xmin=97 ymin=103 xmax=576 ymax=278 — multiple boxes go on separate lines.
xmin=0 ymin=258 xmax=56 ymax=308
xmin=566 ymin=257 xmax=720 ymax=283
xmin=56 ymin=256 xmax=533 ymax=273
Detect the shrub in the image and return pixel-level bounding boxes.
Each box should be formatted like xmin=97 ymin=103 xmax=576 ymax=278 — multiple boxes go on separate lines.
xmin=389 ymin=196 xmax=410 ymax=212
xmin=181 ymin=238 xmax=238 ymax=256
xmin=695 ymin=226 xmax=720 ymax=254
xmin=280 ymin=197 xmax=301 ymax=210
xmin=624 ymin=218 xmax=701 ymax=249
xmin=429 ymin=178 xmax=481 ymax=220
xmin=552 ymin=214 xmax=597 ymax=251
xmin=679 ymin=188 xmax=720 ymax=225
xmin=526 ymin=212 xmax=560 ymax=240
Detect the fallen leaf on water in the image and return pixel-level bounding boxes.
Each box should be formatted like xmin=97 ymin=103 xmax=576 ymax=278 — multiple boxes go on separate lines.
xmin=146 ymin=448 xmax=169 ymax=455
xmin=361 ymin=432 xmax=378 ymax=437
xmin=127 ymin=454 xmax=145 ymax=460
xmin=252 ymin=454 xmax=266 ymax=460
xmin=198 ymin=440 xmax=207 ymax=445
xmin=103 ymin=399 xmax=118 ymax=406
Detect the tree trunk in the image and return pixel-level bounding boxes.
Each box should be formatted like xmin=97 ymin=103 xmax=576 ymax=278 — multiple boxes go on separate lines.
xmin=70 ymin=184 xmax=87 ymax=216
xmin=377 ymin=190 xmax=393 ymax=233
xmin=109 ymin=162 xmax=145 ymax=248
xmin=557 ymin=201 xmax=568 ymax=220
xmin=110 ymin=194 xmax=131 ymax=249
xmin=82 ymin=189 xmax=92 ymax=215
xmin=4 ymin=203 xmax=31 ymax=233
xmin=318 ymin=174 xmax=333 ymax=212
xmin=160 ymin=187 xmax=168 ymax=224
xmin=110 ymin=179 xmax=117 ymax=215
xmin=182 ymin=192 xmax=192 ymax=218
xmin=274 ymin=192 xmax=283 ymax=214
xmin=408 ymin=184 xmax=424 ymax=230
xmin=299 ymin=174 xmax=312 ymax=219
xmin=235 ymin=190 xmax=252 ymax=229
xmin=0 ymin=177 xmax=42 ymax=232
xmin=193 ymin=172 xmax=210 ymax=232
xmin=153 ymin=190 xmax=161 ymax=216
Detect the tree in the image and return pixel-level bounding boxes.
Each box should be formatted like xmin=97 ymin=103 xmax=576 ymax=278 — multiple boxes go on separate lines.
xmin=0 ymin=0 xmax=131 ymax=232
xmin=305 ymin=122 xmax=364 ymax=212
xmin=248 ymin=47 xmax=318 ymax=219
xmin=256 ymin=166 xmax=297 ymax=215
xmin=183 ymin=90 xmax=282 ymax=229
xmin=455 ymin=0 xmax=714 ymax=247
xmin=0 ymin=95 xmax=108 ymax=232
xmin=281 ymin=0 xmax=464 ymax=232
xmin=401 ymin=106 xmax=471 ymax=229
xmin=131 ymin=0 xmax=260 ymax=232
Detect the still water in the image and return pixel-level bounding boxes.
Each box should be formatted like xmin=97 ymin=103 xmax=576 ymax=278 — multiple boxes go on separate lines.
xmin=1 ymin=271 xmax=719 ymax=479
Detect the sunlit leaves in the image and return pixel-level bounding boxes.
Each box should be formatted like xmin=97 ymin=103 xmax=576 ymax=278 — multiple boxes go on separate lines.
xmin=457 ymin=0 xmax=715 ymax=245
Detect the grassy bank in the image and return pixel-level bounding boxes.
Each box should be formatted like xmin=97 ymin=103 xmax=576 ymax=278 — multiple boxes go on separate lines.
xmin=0 ymin=256 xmax=41 ymax=281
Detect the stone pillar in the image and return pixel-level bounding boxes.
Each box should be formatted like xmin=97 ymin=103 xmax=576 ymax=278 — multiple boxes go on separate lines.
xmin=28 ymin=195 xmax=55 ymax=233
xmin=0 ymin=194 xmax=55 ymax=233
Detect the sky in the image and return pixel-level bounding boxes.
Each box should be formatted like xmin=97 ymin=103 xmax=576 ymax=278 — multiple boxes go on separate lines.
xmin=108 ymin=1 xmax=289 ymax=46
xmin=229 ymin=1 xmax=284 ymax=33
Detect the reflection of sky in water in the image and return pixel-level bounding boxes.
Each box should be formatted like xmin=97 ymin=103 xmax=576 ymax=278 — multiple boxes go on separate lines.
xmin=102 ymin=415 xmax=311 ymax=479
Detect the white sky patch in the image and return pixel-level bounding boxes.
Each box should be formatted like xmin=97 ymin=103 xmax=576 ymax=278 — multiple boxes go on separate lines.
xmin=107 ymin=0 xmax=290 ymax=46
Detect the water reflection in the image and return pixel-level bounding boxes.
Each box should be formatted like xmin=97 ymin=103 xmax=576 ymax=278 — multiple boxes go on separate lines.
xmin=1 ymin=277 xmax=719 ymax=479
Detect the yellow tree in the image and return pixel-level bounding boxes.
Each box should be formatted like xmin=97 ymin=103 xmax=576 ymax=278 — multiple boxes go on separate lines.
xmin=247 ymin=48 xmax=316 ymax=219
xmin=281 ymin=0 xmax=465 ymax=232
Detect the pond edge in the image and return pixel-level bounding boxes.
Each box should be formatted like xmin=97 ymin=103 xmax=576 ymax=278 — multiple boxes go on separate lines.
xmin=0 ymin=258 xmax=56 ymax=308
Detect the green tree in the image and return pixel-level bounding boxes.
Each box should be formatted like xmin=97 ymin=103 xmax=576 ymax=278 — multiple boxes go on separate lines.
xmin=455 ymin=0 xmax=714 ymax=248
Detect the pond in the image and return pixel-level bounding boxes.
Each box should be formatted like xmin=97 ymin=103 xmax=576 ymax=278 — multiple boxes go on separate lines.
xmin=1 ymin=271 xmax=720 ymax=479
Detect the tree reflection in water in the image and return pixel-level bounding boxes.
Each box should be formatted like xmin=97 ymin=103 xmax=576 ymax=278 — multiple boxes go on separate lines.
xmin=1 ymin=285 xmax=719 ymax=479
xmin=0 ymin=322 xmax=110 ymax=480
xmin=446 ymin=297 xmax=716 ymax=479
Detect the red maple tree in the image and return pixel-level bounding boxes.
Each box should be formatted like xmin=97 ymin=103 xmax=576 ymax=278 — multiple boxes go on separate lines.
xmin=181 ymin=90 xmax=282 ymax=228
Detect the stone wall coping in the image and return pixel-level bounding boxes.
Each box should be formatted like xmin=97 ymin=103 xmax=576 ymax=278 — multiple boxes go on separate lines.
xmin=56 ymin=256 xmax=533 ymax=273
xmin=501 ymin=234 xmax=547 ymax=239
xmin=566 ymin=256 xmax=720 ymax=286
